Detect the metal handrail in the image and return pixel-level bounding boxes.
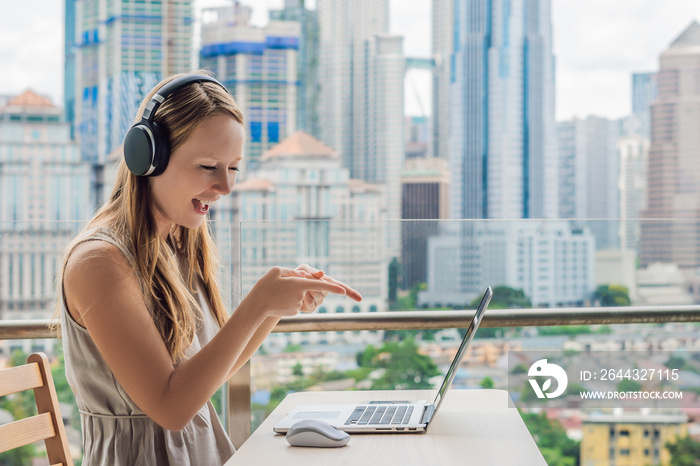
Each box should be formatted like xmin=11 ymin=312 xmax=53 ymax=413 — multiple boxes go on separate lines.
xmin=3 ymin=305 xmax=700 ymax=340
xmin=3 ymin=305 xmax=700 ymax=449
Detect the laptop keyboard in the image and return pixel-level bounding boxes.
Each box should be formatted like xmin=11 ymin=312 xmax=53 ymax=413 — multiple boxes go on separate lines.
xmin=344 ymin=405 xmax=415 ymax=426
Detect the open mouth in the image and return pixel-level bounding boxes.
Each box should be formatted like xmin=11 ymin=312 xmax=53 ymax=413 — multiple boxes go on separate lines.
xmin=192 ymin=198 xmax=213 ymax=214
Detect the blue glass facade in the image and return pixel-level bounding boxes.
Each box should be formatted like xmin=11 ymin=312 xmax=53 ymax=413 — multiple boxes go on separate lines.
xmin=449 ymin=0 xmax=556 ymax=221
xmin=74 ymin=0 xmax=194 ymax=206
xmin=200 ymin=17 xmax=299 ymax=171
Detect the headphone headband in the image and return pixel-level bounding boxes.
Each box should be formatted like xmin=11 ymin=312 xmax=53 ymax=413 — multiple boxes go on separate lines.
xmin=124 ymin=74 xmax=227 ymax=177
xmin=140 ymin=74 xmax=225 ymax=122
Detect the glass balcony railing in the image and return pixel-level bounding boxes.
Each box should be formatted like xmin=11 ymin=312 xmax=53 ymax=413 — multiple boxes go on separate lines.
xmin=1 ymin=218 xmax=700 ymax=462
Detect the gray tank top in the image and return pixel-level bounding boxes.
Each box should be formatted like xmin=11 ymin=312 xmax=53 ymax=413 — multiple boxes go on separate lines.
xmin=60 ymin=227 xmax=235 ymax=465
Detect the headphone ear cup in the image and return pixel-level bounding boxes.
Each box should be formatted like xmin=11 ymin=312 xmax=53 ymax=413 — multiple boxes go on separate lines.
xmin=148 ymin=121 xmax=170 ymax=177
xmin=124 ymin=123 xmax=156 ymax=176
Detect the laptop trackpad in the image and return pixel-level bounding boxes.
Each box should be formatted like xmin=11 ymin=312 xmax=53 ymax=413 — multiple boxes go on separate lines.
xmin=293 ymin=411 xmax=342 ymax=420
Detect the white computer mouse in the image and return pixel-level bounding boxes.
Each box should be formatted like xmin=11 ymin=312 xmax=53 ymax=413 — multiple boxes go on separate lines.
xmin=285 ymin=419 xmax=350 ymax=448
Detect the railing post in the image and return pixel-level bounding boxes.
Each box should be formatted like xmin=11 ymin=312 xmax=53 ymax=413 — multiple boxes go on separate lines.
xmin=227 ymin=360 xmax=251 ymax=449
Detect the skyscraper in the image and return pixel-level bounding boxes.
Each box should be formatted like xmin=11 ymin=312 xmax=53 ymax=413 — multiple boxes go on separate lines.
xmin=317 ymin=0 xmax=404 ymax=253
xmin=421 ymin=0 xmax=558 ymax=302
xmin=557 ymin=116 xmax=620 ymax=250
xmin=640 ymin=21 xmax=700 ymax=268
xmin=74 ymin=0 xmax=194 ymax=203
xmin=200 ymin=2 xmax=300 ymax=172
xmin=316 ymin=0 xmax=389 ymax=171
xmin=449 ymin=0 xmax=557 ymax=220
xmin=269 ymin=0 xmax=320 ymax=138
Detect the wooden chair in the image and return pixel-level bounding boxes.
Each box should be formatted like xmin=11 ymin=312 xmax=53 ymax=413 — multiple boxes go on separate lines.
xmin=0 ymin=352 xmax=72 ymax=465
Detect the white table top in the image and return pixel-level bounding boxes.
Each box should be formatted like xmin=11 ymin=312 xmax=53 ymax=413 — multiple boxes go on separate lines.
xmin=225 ymin=389 xmax=546 ymax=466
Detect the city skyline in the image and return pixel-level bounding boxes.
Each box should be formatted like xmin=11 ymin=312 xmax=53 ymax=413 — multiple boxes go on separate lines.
xmin=1 ymin=1 xmax=699 ymax=121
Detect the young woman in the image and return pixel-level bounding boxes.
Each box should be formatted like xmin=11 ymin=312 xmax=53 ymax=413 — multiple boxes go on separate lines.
xmin=58 ymin=72 xmax=361 ymax=465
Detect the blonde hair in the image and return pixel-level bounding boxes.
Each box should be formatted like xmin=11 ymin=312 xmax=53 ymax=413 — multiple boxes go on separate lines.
xmin=58 ymin=71 xmax=243 ymax=362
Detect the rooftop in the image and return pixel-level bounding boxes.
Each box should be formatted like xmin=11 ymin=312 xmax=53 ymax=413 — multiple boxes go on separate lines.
xmin=233 ymin=178 xmax=275 ymax=192
xmin=5 ymin=90 xmax=56 ymax=108
xmin=670 ymin=20 xmax=700 ymax=48
xmin=261 ymin=130 xmax=338 ymax=161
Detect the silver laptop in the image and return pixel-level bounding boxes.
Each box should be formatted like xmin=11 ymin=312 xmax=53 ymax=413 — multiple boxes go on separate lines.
xmin=273 ymin=286 xmax=493 ymax=434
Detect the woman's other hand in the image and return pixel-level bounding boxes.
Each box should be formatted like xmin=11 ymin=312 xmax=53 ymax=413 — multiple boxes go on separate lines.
xmin=245 ymin=266 xmax=348 ymax=317
xmin=295 ymin=264 xmax=363 ymax=313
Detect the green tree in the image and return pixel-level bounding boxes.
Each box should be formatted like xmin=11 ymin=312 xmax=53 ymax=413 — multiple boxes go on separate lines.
xmin=522 ymin=411 xmax=579 ymax=466
xmin=388 ymin=257 xmax=401 ymax=303
xmin=292 ymin=362 xmax=304 ymax=377
xmin=479 ymin=377 xmax=494 ymax=389
xmin=666 ymin=435 xmax=700 ymax=466
xmin=565 ymin=382 xmax=585 ymax=396
xmin=665 ymin=355 xmax=686 ymax=370
xmin=283 ymin=343 xmax=303 ymax=353
xmin=594 ymin=284 xmax=631 ymax=306
xmin=357 ymin=339 xmax=440 ymax=390
xmin=616 ymin=379 xmax=643 ymax=392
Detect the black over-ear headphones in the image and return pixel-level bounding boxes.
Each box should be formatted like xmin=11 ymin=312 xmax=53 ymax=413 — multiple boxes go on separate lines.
xmin=123 ymin=74 xmax=227 ymax=177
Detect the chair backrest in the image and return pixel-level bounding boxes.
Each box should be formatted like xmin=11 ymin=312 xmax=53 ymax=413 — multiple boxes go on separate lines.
xmin=0 ymin=352 xmax=73 ymax=466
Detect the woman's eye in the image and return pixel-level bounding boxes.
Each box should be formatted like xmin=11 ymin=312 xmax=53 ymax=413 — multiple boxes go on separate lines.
xmin=200 ymin=165 xmax=216 ymax=171
xmin=230 ymin=167 xmax=240 ymax=172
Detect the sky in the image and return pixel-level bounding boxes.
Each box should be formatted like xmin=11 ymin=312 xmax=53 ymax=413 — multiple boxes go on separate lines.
xmin=1 ymin=0 xmax=699 ymax=121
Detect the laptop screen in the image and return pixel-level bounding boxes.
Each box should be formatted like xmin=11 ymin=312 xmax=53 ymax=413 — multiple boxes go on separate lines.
xmin=431 ymin=286 xmax=493 ymax=414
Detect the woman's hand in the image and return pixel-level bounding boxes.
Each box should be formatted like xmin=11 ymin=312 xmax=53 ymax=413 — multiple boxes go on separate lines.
xmin=244 ymin=266 xmax=349 ymax=318
xmin=295 ymin=264 xmax=363 ymax=313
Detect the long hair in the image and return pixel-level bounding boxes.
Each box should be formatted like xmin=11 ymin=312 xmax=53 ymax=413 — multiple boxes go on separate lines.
xmin=58 ymin=71 xmax=243 ymax=362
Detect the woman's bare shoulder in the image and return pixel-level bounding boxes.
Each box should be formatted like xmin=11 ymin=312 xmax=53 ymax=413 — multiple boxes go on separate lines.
xmin=66 ymin=236 xmax=132 ymax=274
xmin=64 ymin=235 xmax=139 ymax=308
xmin=62 ymin=233 xmax=140 ymax=326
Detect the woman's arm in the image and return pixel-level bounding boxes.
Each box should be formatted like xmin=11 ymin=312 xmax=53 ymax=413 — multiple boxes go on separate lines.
xmin=64 ymin=241 xmax=346 ymax=431
xmin=224 ymin=266 xmax=363 ymax=379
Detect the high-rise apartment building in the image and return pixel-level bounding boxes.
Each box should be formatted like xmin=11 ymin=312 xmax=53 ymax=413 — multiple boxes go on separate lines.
xmin=640 ymin=21 xmax=700 ymax=268
xmin=269 ymin=0 xmax=320 ymax=138
xmin=316 ymin=0 xmax=405 ymax=228
xmin=449 ymin=0 xmax=557 ymax=220
xmin=74 ymin=0 xmax=194 ymax=203
xmin=0 ymin=91 xmax=90 ymax=355
xmin=317 ymin=0 xmax=388 ymax=170
xmin=200 ymin=2 xmax=300 ymax=172
xmin=557 ymin=116 xmax=620 ymax=250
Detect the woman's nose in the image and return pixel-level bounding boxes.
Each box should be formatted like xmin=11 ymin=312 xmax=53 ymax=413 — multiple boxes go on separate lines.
xmin=213 ymin=170 xmax=234 ymax=195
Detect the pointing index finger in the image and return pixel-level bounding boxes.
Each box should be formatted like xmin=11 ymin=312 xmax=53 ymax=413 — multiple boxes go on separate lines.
xmin=289 ymin=277 xmax=347 ymax=295
xmin=318 ymin=275 xmax=363 ymax=302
